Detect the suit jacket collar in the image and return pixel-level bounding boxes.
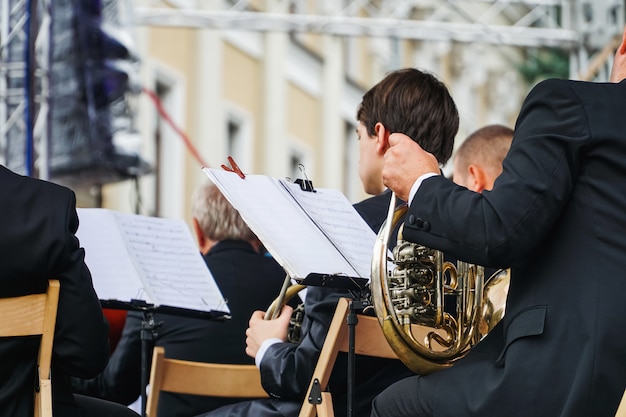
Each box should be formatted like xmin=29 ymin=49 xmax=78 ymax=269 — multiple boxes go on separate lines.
xmin=207 ymin=239 xmax=257 ymax=256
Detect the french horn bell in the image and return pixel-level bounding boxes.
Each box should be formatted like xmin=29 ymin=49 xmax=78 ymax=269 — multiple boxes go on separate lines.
xmin=370 ymin=192 xmax=509 ymax=374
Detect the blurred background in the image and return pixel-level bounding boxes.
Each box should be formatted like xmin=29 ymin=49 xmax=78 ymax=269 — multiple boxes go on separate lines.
xmin=1 ymin=0 xmax=624 ymax=228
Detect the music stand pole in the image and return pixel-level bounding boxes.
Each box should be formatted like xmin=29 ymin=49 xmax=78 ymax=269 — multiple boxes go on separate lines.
xmin=346 ymin=299 xmax=367 ymax=417
xmin=140 ymin=308 xmax=161 ymax=417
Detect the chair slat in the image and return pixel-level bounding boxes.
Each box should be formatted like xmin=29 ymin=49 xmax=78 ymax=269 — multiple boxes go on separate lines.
xmin=0 ymin=293 xmax=47 ymax=337
xmin=0 ymin=280 xmax=59 ymax=417
xmin=146 ymin=346 xmax=269 ymax=417
xmin=299 ymin=298 xmax=402 ymax=417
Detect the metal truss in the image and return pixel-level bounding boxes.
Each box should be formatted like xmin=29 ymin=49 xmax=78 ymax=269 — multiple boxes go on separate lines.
xmin=0 ymin=0 xmax=51 ymax=176
xmin=1 ymin=0 xmax=28 ymax=171
xmin=133 ymin=0 xmax=620 ymax=49
xmin=135 ymin=0 xmax=580 ymax=48
xmin=2 ymin=0 xmax=623 ymax=176
xmin=133 ymin=0 xmax=624 ymax=81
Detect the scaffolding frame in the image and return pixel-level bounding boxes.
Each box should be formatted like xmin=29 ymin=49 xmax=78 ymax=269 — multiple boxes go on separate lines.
xmin=1 ymin=0 xmax=51 ymax=176
xmin=2 ymin=0 xmax=624 ymax=176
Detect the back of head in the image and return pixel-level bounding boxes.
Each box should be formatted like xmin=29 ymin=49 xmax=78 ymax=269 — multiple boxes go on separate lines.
xmin=453 ymin=124 xmax=514 ymax=186
xmin=191 ymin=181 xmax=256 ymax=242
xmin=356 ymin=68 xmax=459 ymax=164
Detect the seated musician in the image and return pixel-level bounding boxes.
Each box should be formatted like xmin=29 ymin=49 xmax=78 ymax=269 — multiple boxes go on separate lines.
xmin=0 ymin=164 xmax=139 ymax=417
xmin=369 ymin=29 xmax=626 ymax=417
xmin=452 ymin=123 xmax=513 ymax=193
xmin=194 ymin=68 xmax=460 ymax=417
xmin=71 ymin=180 xmax=300 ymax=417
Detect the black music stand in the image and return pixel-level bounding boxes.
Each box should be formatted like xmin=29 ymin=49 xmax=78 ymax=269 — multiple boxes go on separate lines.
xmin=346 ymin=298 xmax=369 ymax=417
xmin=299 ymin=274 xmax=370 ymax=417
xmin=298 ymin=273 xmax=368 ymax=292
xmin=101 ymin=299 xmax=230 ymax=417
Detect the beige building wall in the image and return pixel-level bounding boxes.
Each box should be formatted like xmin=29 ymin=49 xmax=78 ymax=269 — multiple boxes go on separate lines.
xmin=286 ymin=83 xmax=320 ymax=166
xmin=222 ymin=43 xmax=263 ymax=170
xmin=97 ymin=5 xmax=527 ymax=236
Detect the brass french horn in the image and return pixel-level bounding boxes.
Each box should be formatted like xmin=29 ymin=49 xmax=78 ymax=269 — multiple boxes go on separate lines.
xmin=265 ymin=191 xmax=509 ymax=354
xmin=265 ymin=275 xmax=307 ymax=343
xmin=370 ymin=192 xmax=509 ymax=374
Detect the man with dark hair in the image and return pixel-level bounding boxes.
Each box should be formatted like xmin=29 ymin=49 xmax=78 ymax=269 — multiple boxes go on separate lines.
xmin=374 ymin=26 xmax=626 ymax=417
xmin=72 ymin=181 xmax=297 ymax=417
xmin=353 ymin=67 xmax=458 ymax=232
xmin=195 ymin=67 xmax=459 ymax=417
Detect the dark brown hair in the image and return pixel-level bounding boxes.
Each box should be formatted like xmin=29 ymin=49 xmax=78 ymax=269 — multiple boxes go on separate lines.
xmin=356 ymin=68 xmax=458 ymax=164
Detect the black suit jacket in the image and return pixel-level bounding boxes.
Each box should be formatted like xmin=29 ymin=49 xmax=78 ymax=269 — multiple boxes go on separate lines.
xmin=402 ymin=79 xmax=626 ymax=416
xmin=72 ymin=239 xmax=298 ymax=417
xmin=0 ymin=166 xmax=110 ymax=417
xmin=256 ymin=192 xmax=413 ymax=417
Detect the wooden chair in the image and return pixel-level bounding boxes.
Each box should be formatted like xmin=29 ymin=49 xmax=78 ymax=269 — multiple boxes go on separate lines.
xmin=145 ymin=346 xmax=269 ymax=417
xmin=298 ymin=297 xmax=399 ymax=417
xmin=0 ymin=280 xmax=60 ymax=417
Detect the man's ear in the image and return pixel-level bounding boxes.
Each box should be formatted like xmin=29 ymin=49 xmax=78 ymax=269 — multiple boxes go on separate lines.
xmin=193 ymin=218 xmax=217 ymax=255
xmin=374 ymin=122 xmax=390 ymax=154
xmin=467 ymin=164 xmax=487 ymax=193
xmin=192 ymin=217 xmax=207 ymax=248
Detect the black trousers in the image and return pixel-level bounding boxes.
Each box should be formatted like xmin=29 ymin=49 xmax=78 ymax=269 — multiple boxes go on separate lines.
xmin=370 ymin=375 xmax=436 ymax=417
xmin=74 ymin=395 xmax=141 ymax=417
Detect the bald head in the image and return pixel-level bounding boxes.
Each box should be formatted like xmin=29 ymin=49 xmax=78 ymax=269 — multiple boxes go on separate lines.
xmin=453 ymin=124 xmax=513 ymax=193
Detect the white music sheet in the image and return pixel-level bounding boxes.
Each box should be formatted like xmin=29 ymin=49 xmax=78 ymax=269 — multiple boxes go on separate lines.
xmin=203 ymin=168 xmax=374 ymax=281
xmin=280 ymin=181 xmax=377 ymax=279
xmin=76 ymin=209 xmax=143 ymax=301
xmin=76 ymin=208 xmax=229 ymax=314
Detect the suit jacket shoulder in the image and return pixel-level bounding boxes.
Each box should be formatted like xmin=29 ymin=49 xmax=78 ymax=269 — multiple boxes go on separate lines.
xmin=0 ymin=166 xmax=109 ymax=417
xmin=353 ymin=190 xmax=392 ymax=233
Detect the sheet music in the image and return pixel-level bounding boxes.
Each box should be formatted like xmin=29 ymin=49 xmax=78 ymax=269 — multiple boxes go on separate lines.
xmin=112 ymin=212 xmax=229 ymax=313
xmin=76 ymin=208 xmax=230 ymax=314
xmin=203 ymin=168 xmax=360 ymax=279
xmin=280 ymin=180 xmax=377 ymax=279
xmin=76 ymin=209 xmax=146 ymax=301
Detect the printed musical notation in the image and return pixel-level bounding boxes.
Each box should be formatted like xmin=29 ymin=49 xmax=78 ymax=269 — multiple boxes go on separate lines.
xmin=281 ymin=181 xmax=376 ymax=279
xmin=203 ymin=168 xmax=378 ymax=283
xmin=76 ymin=208 xmax=229 ymax=315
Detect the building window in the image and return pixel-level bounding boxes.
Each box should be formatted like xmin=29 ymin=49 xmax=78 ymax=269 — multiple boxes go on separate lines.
xmin=227 ymin=119 xmax=242 ymax=160
xmin=223 ymin=105 xmax=253 ymax=172
xmin=289 ymin=152 xmax=305 ymax=181
xmin=287 ymin=139 xmax=312 ymax=184
xmin=343 ymin=120 xmax=360 ymax=202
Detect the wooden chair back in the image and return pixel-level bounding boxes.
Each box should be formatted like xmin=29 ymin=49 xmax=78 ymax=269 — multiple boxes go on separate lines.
xmin=298 ymin=297 xmax=397 ymax=417
xmin=0 ymin=280 xmax=60 ymax=417
xmin=145 ymin=346 xmax=269 ymax=417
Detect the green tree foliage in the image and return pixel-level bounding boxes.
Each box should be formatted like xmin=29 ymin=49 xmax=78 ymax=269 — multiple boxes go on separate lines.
xmin=517 ymin=48 xmax=570 ymax=85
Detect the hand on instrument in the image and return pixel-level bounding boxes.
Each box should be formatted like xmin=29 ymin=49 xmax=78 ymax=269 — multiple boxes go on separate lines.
xmin=383 ymin=133 xmax=440 ymax=202
xmin=245 ymin=305 xmax=293 ymax=358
